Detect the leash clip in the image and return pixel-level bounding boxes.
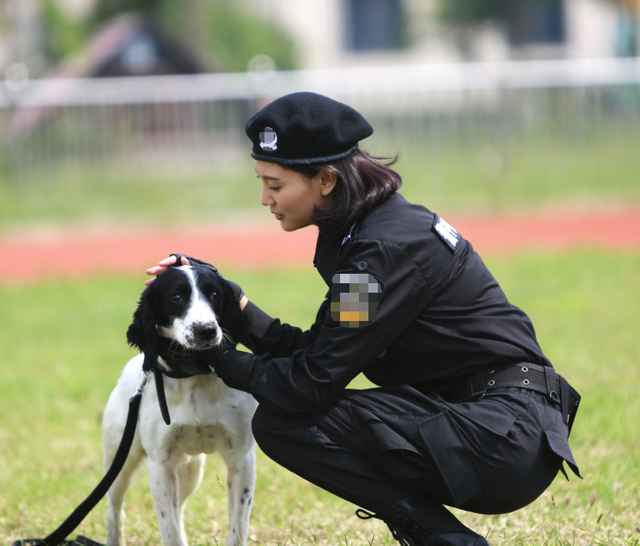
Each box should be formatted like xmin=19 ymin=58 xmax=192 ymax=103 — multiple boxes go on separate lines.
xmin=130 ymin=371 xmax=151 ymax=403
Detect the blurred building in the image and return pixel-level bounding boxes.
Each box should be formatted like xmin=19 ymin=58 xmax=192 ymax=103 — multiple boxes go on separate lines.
xmin=246 ymin=0 xmax=638 ymax=68
xmin=0 ymin=1 xmax=203 ymax=79
xmin=1 ymin=0 xmax=638 ymax=80
xmin=63 ymin=12 xmax=203 ymax=78
xmin=6 ymin=12 xmax=205 ymax=140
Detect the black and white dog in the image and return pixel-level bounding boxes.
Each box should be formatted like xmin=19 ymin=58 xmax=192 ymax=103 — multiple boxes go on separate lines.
xmin=102 ymin=265 xmax=257 ymax=546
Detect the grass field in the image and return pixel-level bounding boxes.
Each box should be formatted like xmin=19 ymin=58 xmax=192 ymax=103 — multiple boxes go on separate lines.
xmin=1 ymin=250 xmax=639 ymax=545
xmin=2 ymin=129 xmax=639 ymax=232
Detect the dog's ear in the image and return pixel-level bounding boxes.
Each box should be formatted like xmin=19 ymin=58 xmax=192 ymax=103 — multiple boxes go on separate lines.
xmin=127 ymin=288 xmax=160 ymax=373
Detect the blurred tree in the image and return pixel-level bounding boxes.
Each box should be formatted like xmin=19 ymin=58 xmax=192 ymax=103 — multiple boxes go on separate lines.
xmin=437 ymin=0 xmax=512 ymax=25
xmin=437 ymin=0 xmax=563 ymax=25
xmin=93 ymin=0 xmax=163 ymax=23
xmin=438 ymin=0 xmax=639 ymax=54
xmin=437 ymin=0 xmax=566 ymax=46
xmin=41 ymin=0 xmax=92 ymax=64
xmin=155 ymin=1 xmax=297 ymax=72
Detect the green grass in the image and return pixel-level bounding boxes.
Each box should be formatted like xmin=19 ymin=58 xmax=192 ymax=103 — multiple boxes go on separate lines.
xmin=1 ymin=128 xmax=639 ymax=231
xmin=394 ymin=134 xmax=640 ymax=214
xmin=1 ymin=251 xmax=639 ymax=545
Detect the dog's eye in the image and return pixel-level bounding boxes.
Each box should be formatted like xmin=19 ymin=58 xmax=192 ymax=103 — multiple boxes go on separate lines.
xmin=170 ymin=294 xmax=182 ymax=303
xmin=210 ymin=291 xmax=220 ymax=301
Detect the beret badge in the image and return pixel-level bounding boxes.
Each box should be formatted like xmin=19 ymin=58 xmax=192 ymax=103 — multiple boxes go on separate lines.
xmin=259 ymin=127 xmax=278 ymax=152
xmin=246 ymin=92 xmax=373 ymax=165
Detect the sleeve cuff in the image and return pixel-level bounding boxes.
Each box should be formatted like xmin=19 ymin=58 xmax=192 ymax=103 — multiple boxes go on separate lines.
xmin=242 ymin=300 xmax=277 ymax=348
xmin=216 ymin=349 xmax=257 ymax=391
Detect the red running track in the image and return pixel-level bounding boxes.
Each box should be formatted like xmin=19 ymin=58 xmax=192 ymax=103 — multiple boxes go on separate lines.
xmin=1 ymin=207 xmax=639 ymax=284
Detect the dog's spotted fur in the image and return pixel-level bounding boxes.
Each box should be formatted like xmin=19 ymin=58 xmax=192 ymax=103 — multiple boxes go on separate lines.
xmin=102 ymin=266 xmax=256 ymax=546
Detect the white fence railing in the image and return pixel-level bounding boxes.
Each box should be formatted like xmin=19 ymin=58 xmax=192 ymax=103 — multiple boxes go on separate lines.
xmin=1 ymin=57 xmax=639 ymax=221
xmin=3 ymin=57 xmax=640 ymax=108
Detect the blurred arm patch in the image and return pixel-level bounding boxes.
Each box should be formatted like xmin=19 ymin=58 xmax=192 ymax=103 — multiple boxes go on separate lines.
xmin=433 ymin=214 xmax=461 ymax=253
xmin=330 ymin=272 xmax=382 ymax=328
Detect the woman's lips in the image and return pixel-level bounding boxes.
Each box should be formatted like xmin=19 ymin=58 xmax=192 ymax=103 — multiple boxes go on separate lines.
xmin=272 ymin=211 xmax=284 ymax=220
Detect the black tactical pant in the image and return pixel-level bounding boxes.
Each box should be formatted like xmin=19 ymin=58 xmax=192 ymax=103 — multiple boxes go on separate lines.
xmin=252 ymin=385 xmax=574 ymax=536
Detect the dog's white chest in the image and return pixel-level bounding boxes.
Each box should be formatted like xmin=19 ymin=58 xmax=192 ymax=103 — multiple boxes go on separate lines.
xmin=136 ymin=373 xmax=256 ymax=464
xmin=165 ymin=423 xmax=233 ymax=456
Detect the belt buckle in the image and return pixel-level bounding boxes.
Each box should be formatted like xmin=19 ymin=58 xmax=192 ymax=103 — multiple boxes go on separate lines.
xmin=470 ymin=390 xmax=486 ymax=402
xmin=468 ymin=371 xmax=487 ymax=401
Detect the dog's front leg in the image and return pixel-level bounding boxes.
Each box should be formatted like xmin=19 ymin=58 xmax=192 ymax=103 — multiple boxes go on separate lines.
xmin=177 ymin=454 xmax=206 ymax=544
xmin=225 ymin=450 xmax=257 ymax=546
xmin=147 ymin=458 xmax=185 ymax=546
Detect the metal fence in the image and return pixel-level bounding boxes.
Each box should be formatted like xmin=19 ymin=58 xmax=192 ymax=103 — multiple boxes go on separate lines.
xmin=1 ymin=57 xmax=639 ymax=221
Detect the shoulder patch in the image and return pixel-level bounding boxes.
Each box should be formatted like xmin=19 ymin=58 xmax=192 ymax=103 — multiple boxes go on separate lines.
xmin=433 ymin=214 xmax=462 ymax=253
xmin=330 ymin=272 xmax=382 ymax=328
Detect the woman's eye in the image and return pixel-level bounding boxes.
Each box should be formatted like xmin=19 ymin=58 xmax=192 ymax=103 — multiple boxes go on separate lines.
xmin=211 ymin=291 xmax=220 ymax=301
xmin=268 ymin=186 xmax=281 ymax=192
xmin=170 ymin=294 xmax=182 ymax=303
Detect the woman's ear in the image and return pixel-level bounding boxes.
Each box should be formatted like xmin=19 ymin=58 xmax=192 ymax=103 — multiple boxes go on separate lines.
xmin=319 ymin=170 xmax=337 ymax=196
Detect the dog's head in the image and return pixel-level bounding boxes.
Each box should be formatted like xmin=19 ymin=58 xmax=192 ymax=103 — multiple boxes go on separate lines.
xmin=127 ymin=265 xmax=244 ymax=372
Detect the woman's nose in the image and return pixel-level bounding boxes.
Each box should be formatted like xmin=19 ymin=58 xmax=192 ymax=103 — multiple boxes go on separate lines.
xmin=260 ymin=185 xmax=273 ymax=207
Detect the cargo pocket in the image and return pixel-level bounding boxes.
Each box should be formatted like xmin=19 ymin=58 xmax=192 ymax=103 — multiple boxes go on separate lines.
xmin=354 ymin=414 xmax=432 ymax=480
xmin=418 ymin=411 xmax=485 ymax=506
xmin=311 ymin=424 xmax=352 ymax=453
xmin=543 ymin=429 xmax=582 ymax=479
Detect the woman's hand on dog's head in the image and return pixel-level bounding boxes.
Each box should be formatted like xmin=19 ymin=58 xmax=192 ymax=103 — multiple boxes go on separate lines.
xmin=145 ymin=255 xmax=191 ymax=286
xmin=144 ymin=254 xmax=248 ymax=310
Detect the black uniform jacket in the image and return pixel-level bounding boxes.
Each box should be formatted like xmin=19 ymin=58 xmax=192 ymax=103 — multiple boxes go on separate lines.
xmin=218 ymin=193 xmax=554 ymax=415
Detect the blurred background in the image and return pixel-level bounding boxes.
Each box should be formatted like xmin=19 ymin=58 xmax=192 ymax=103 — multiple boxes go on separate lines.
xmin=2 ymin=3 xmax=640 ymax=544
xmin=1 ymin=0 xmax=639 ymax=232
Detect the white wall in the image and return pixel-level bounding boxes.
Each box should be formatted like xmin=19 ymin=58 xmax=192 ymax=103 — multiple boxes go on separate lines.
xmin=564 ymin=0 xmax=621 ymax=58
xmin=244 ymin=0 xmax=345 ymax=69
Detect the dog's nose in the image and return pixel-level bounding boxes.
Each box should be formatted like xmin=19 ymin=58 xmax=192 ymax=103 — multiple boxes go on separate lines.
xmin=193 ymin=323 xmax=218 ymax=341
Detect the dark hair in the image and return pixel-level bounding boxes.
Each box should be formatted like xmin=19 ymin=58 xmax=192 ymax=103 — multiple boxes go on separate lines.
xmin=289 ymin=148 xmax=402 ymax=235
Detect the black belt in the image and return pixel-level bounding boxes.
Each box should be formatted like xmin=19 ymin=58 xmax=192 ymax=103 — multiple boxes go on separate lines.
xmin=448 ymin=362 xmax=581 ymax=434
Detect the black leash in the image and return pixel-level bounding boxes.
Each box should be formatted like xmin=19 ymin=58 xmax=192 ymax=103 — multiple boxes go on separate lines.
xmin=13 ymin=372 xmax=151 ymax=546
xmin=152 ymin=361 xmax=193 ymax=426
xmin=14 ymin=257 xmax=200 ymax=545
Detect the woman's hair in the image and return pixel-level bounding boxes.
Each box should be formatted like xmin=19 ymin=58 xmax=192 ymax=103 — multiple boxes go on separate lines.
xmin=290 ymin=148 xmax=403 ymax=235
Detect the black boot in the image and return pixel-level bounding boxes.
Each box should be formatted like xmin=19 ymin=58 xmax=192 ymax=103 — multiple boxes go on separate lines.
xmin=386 ymin=497 xmax=491 ymax=546
xmin=437 ymin=533 xmax=490 ymax=546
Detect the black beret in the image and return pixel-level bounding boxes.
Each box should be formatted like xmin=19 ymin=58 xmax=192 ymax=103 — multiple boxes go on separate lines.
xmin=245 ymin=92 xmax=374 ymax=166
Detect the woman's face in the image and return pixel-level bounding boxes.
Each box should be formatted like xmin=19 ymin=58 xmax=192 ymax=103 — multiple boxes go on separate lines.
xmin=256 ymin=160 xmax=336 ymax=232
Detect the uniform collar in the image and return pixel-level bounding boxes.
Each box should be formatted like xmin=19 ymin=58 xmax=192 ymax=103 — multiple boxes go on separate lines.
xmin=313 ymin=226 xmax=351 ymax=287
xmin=312 ymin=194 xmax=400 ymax=286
